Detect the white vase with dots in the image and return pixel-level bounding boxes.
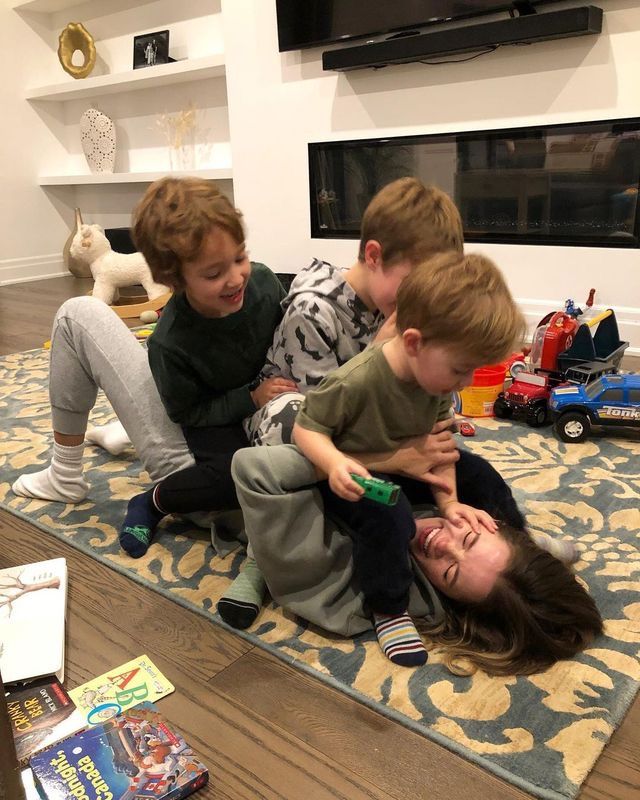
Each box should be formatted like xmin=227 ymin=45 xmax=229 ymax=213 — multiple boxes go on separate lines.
xmin=80 ymin=108 xmax=116 ymax=174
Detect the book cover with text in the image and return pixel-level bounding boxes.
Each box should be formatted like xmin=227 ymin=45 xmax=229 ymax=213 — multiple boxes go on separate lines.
xmin=30 ymin=702 xmax=208 ymax=800
xmin=6 ymin=676 xmax=85 ymax=766
xmin=69 ymin=655 xmax=175 ymax=727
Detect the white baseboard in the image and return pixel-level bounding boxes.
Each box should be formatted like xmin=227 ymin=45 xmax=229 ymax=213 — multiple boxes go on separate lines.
xmin=0 ymin=254 xmax=68 ymax=286
xmin=518 ymin=299 xmax=640 ymax=358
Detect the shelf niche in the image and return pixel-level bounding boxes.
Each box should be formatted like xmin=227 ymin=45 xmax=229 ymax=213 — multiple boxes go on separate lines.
xmin=26 ymin=54 xmax=225 ymax=102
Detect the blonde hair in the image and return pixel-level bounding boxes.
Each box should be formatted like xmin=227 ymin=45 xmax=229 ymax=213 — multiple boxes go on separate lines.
xmin=132 ymin=176 xmax=245 ymax=290
xmin=396 ymin=251 xmax=526 ymax=364
xmin=420 ymin=525 xmax=603 ymax=676
xmin=358 ymin=177 xmax=463 ymax=267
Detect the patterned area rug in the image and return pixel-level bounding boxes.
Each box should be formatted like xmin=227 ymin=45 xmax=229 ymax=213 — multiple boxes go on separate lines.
xmin=1 ymin=348 xmax=639 ymax=800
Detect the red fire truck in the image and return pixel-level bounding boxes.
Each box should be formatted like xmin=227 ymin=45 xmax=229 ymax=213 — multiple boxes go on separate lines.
xmin=493 ymin=309 xmax=627 ymax=427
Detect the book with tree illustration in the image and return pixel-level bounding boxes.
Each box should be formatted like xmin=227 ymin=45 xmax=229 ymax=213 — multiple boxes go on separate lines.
xmin=0 ymin=559 xmax=67 ymax=685
xmin=30 ymin=701 xmax=209 ymax=800
xmin=6 ymin=676 xmax=85 ymax=767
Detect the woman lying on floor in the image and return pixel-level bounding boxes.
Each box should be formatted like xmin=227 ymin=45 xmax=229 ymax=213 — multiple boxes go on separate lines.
xmin=10 ymin=295 xmax=603 ymax=673
xmin=231 ymin=444 xmax=603 ymax=676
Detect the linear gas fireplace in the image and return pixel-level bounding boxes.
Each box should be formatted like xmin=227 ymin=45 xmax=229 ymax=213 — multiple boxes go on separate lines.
xmin=309 ymin=117 xmax=640 ymax=248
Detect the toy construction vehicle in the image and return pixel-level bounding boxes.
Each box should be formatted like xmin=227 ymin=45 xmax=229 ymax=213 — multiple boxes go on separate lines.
xmin=493 ymin=308 xmax=628 ymax=427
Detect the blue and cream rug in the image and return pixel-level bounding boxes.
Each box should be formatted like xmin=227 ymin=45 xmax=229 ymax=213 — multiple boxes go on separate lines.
xmin=1 ymin=348 xmax=639 ymax=800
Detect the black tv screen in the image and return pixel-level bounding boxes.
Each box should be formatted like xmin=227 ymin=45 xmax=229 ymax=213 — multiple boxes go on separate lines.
xmin=276 ymin=0 xmax=558 ymax=52
xmin=308 ymin=117 xmax=640 ymax=248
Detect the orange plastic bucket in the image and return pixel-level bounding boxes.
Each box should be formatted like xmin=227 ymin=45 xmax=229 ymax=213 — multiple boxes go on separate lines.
xmin=458 ymin=364 xmax=507 ymax=417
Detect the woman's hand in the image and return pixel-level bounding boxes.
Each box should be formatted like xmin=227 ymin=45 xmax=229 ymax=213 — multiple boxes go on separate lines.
xmin=389 ymin=419 xmax=459 ymax=482
xmin=328 ymin=456 xmax=369 ymax=502
xmin=440 ymin=501 xmax=497 ymax=533
xmin=250 ymin=377 xmax=298 ymax=408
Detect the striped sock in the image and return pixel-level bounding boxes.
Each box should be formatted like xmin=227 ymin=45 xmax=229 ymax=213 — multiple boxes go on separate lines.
xmin=373 ymin=612 xmax=428 ymax=667
xmin=217 ymin=557 xmax=265 ymax=629
xmin=119 ymin=486 xmax=165 ymax=558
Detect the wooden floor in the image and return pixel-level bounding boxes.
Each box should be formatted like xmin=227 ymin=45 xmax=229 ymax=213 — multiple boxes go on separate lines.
xmin=1 ymin=276 xmax=638 ymax=799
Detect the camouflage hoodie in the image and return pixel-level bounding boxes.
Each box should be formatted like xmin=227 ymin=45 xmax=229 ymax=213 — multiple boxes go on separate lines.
xmin=261 ymin=258 xmax=383 ymax=392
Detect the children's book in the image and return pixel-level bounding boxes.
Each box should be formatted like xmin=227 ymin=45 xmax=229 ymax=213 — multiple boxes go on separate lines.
xmin=0 ymin=559 xmax=67 ymax=685
xmin=6 ymin=677 xmax=85 ymax=767
xmin=69 ymin=655 xmax=175 ymax=728
xmin=30 ymin=701 xmax=209 ymax=800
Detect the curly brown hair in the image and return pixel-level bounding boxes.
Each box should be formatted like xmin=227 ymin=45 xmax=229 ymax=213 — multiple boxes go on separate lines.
xmin=421 ymin=525 xmax=603 ymax=676
xmin=132 ymin=177 xmax=245 ymax=290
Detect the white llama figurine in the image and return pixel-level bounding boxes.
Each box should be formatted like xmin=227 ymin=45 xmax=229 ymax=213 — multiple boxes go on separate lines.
xmin=69 ymin=224 xmax=169 ymax=305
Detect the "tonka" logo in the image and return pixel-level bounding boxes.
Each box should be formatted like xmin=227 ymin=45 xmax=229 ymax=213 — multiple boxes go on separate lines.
xmin=598 ymin=405 xmax=640 ymax=421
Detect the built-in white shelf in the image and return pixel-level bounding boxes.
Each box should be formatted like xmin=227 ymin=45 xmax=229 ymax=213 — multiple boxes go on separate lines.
xmin=11 ymin=0 xmax=149 ymax=12
xmin=26 ymin=54 xmax=225 ymax=102
xmin=39 ymin=167 xmax=233 ymax=186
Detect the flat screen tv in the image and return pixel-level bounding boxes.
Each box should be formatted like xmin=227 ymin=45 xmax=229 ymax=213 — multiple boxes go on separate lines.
xmin=276 ymin=0 xmax=560 ymax=52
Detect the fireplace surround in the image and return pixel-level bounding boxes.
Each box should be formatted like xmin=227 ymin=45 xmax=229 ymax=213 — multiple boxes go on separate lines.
xmin=309 ymin=117 xmax=640 ymax=248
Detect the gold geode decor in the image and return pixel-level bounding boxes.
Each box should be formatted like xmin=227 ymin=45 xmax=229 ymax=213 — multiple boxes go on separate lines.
xmin=58 ymin=22 xmax=96 ymax=79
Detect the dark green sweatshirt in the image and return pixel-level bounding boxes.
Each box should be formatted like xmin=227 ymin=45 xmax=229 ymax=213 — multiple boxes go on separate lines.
xmin=147 ymin=262 xmax=285 ymax=428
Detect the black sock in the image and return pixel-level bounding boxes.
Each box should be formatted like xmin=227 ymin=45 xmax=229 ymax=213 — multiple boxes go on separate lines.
xmin=119 ymin=488 xmax=165 ymax=558
xmin=217 ymin=557 xmax=265 ymax=629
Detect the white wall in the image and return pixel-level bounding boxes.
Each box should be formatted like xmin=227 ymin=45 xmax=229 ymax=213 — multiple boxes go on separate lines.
xmin=222 ymin=0 xmax=640 ymax=353
xmin=0 ymin=1 xmax=67 ymax=282
xmin=0 ymin=0 xmax=227 ymax=284
xmin=2 ymin=0 xmax=639 ymax=351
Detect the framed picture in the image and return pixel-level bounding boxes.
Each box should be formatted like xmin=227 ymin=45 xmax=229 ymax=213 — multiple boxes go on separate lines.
xmin=133 ymin=30 xmax=170 ymax=69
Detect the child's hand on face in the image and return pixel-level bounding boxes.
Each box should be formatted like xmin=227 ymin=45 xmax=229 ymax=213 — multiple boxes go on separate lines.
xmin=328 ymin=457 xmax=369 ymax=502
xmin=440 ymin=501 xmax=497 ymax=533
xmin=250 ymin=377 xmax=298 ymax=408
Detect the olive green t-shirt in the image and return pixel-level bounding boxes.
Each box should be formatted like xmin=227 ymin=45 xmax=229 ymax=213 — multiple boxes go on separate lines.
xmin=296 ymin=344 xmax=452 ymax=452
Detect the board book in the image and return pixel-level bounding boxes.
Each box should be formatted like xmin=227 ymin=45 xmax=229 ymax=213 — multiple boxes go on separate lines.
xmin=30 ymin=701 xmax=208 ymax=800
xmin=0 ymin=558 xmax=67 ymax=685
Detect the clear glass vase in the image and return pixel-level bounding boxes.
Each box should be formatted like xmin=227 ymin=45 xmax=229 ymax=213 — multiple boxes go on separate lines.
xmin=169 ymin=143 xmax=196 ymax=173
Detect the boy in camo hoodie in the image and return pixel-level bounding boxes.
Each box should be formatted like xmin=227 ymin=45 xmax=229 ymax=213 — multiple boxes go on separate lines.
xmin=218 ymin=177 xmax=464 ymax=628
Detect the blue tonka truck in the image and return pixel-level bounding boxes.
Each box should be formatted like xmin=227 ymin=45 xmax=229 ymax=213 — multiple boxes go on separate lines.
xmin=550 ymin=373 xmax=640 ymax=442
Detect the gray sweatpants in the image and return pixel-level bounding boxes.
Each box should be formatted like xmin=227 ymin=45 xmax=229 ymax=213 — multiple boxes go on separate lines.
xmin=50 ymin=297 xmax=194 ymax=482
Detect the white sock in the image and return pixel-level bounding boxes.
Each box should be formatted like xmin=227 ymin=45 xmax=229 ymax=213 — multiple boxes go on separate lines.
xmin=85 ymin=421 xmax=131 ymax=455
xmin=12 ymin=442 xmax=89 ymax=503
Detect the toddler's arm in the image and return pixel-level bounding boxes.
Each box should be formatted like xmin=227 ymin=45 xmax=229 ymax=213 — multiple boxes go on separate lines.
xmin=293 ymin=423 xmax=369 ymax=502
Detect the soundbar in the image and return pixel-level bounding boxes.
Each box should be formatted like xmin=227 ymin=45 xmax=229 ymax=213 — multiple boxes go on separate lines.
xmin=322 ymin=6 xmax=603 ymax=71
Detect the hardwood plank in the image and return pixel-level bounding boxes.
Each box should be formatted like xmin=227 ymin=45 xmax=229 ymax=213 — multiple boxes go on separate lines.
xmin=0 ymin=277 xmax=93 ymax=355
xmin=580 ymin=700 xmax=640 ymax=800
xmin=161 ymin=687 xmax=398 ymax=800
xmin=209 ymin=648 xmax=534 ymax=800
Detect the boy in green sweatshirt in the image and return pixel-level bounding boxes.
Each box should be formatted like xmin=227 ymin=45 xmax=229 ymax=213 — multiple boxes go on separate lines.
xmin=119 ymin=177 xmax=296 ymax=557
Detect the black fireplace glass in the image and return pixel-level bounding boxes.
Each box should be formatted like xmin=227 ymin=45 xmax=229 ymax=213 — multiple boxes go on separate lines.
xmin=308 ymin=118 xmax=640 ymax=247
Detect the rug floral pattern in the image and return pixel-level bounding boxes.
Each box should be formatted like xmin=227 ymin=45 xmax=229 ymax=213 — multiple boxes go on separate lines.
xmin=1 ymin=349 xmax=639 ymax=800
